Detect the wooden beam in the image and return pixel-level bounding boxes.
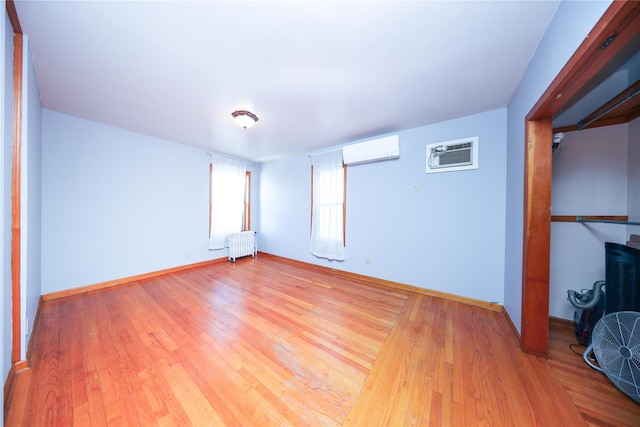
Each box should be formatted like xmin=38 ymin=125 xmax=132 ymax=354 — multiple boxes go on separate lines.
xmin=521 ymin=118 xmax=552 ymax=357
xmin=5 ymin=0 xmax=22 ymax=34
xmin=11 ymin=32 xmax=23 ymax=364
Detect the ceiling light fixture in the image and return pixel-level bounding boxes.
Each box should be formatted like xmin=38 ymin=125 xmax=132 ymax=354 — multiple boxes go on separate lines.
xmin=231 ymin=110 xmax=259 ymax=129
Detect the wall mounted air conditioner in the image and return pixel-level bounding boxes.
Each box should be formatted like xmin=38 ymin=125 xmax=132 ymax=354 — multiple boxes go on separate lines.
xmin=426 ymin=136 xmax=479 ymax=174
xmin=342 ymin=135 xmax=399 ymax=165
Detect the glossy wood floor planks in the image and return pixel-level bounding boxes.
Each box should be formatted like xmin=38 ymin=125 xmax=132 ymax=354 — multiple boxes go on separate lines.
xmin=5 ymin=255 xmax=640 ymax=426
xmin=547 ymin=320 xmax=640 ymax=427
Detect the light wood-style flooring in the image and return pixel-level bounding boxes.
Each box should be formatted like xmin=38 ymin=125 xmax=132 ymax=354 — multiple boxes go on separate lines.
xmin=548 ymin=318 xmax=640 ymax=426
xmin=5 ymin=254 xmax=640 ymax=425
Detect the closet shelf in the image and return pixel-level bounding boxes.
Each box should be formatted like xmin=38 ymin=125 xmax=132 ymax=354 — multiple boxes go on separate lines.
xmin=550 ymin=215 xmax=640 ymax=226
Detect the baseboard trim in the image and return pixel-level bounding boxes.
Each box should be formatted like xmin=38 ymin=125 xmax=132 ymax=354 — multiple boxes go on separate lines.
xmin=259 ymin=252 xmax=504 ymax=312
xmin=41 ymin=257 xmax=228 ymax=301
xmin=502 ymin=306 xmax=521 ymax=344
xmin=549 ymin=316 xmax=575 ymax=331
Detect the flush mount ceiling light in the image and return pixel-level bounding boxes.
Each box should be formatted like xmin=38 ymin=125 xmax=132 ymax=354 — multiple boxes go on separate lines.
xmin=231 ymin=110 xmax=259 ymax=129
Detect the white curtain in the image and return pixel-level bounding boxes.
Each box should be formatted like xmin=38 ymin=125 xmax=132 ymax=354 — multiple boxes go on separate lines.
xmin=310 ymin=150 xmax=345 ymax=260
xmin=209 ymin=157 xmax=246 ymax=249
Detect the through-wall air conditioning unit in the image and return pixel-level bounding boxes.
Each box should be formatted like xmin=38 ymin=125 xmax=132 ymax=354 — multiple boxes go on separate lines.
xmin=342 ymin=135 xmax=399 ymax=165
xmin=426 ymin=136 xmax=478 ymax=174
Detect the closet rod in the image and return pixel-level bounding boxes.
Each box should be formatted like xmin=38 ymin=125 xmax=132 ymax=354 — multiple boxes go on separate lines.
xmin=577 ymin=216 xmax=640 ymax=226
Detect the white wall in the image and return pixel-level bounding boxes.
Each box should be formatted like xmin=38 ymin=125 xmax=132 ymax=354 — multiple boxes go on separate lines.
xmin=260 ymin=108 xmax=507 ymax=304
xmin=549 ymin=125 xmax=629 ymax=320
xmin=552 ymin=125 xmax=627 ymax=216
xmin=41 ymin=110 xmax=260 ymax=295
xmin=504 ymin=0 xmax=611 ymax=333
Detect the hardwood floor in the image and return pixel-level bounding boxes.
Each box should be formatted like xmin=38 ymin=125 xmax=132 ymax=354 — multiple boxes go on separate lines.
xmin=548 ymin=319 xmax=640 ymax=427
xmin=5 ymin=254 xmax=640 ymax=426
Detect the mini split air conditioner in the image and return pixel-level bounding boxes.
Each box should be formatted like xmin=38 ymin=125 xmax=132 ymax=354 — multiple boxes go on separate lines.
xmin=342 ymin=135 xmax=399 ymax=165
xmin=426 ymin=136 xmax=478 ymax=174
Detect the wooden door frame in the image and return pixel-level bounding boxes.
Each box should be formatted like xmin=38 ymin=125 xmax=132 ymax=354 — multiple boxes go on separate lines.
xmin=6 ymin=0 xmax=23 ymax=366
xmin=4 ymin=0 xmax=25 ymax=407
xmin=521 ymin=1 xmax=640 ymax=355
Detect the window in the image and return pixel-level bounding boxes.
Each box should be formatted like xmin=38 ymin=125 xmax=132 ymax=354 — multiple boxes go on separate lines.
xmin=310 ymin=151 xmax=346 ymax=260
xmin=243 ymin=171 xmax=251 ymax=231
xmin=209 ymin=157 xmax=246 ymax=250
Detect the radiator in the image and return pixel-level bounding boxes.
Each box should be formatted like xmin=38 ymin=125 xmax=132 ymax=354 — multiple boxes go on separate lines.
xmin=228 ymin=231 xmax=256 ymax=262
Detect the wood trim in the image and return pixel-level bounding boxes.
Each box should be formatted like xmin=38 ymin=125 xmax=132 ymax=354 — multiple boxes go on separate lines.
xmin=244 ymin=170 xmax=251 ymax=231
xmin=259 ymin=252 xmax=504 ymax=312
xmin=553 ymin=115 xmax=636 ymax=134
xmin=521 ymin=118 xmax=552 ymax=357
xmin=11 ymin=360 xmax=27 ymax=372
xmin=502 ymin=306 xmax=521 ymax=344
xmin=549 ymin=316 xmax=575 ymax=331
xmin=310 ymin=165 xmax=313 ymax=237
xmin=551 ymin=215 xmax=628 ymax=222
xmin=6 ymin=0 xmax=22 ymax=34
xmin=343 ymin=164 xmax=347 ymax=246
xmin=11 ymin=32 xmax=23 ymax=364
xmin=209 ymin=164 xmax=212 ymax=232
xmin=528 ymin=1 xmax=640 ymax=121
xmin=41 ymin=258 xmax=227 ymax=302
xmin=5 ymin=296 xmax=41 ymax=414
xmin=552 ymin=124 xmax=580 ymax=134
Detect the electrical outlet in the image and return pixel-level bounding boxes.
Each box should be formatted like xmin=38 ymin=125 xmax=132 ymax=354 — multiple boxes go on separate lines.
xmin=365 ymin=257 xmax=371 ymax=265
xmin=413 ymin=183 xmax=419 ymax=191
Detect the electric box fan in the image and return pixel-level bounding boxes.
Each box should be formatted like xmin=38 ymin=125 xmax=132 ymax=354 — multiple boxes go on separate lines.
xmin=583 ymin=311 xmax=640 ymax=403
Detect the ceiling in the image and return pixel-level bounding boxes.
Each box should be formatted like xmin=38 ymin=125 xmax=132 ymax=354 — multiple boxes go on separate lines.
xmin=14 ymin=1 xmax=561 ymax=163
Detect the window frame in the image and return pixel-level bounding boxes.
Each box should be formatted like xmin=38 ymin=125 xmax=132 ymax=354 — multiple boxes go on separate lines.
xmin=310 ymin=164 xmax=347 ymax=246
xmin=243 ymin=171 xmax=251 ymax=231
xmin=208 ymin=164 xmax=250 ymax=239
